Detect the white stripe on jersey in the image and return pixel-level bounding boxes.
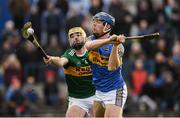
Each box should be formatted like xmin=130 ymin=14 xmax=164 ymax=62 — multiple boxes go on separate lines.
xmin=69 ymin=49 xmax=75 ymax=56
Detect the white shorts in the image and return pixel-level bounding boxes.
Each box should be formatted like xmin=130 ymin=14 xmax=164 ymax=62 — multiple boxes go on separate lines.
xmin=94 ymin=84 xmax=127 ymax=108
xmin=68 ymin=96 xmax=94 ymax=116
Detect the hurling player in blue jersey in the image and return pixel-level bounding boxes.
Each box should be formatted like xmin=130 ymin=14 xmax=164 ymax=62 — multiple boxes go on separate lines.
xmin=85 ymin=12 xmax=127 ymax=117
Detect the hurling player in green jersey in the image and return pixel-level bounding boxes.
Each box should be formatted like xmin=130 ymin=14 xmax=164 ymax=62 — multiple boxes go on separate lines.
xmin=44 ymin=27 xmax=95 ymax=117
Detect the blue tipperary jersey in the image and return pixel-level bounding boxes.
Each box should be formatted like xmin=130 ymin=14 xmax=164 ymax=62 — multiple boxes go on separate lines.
xmin=88 ymin=35 xmax=125 ymax=92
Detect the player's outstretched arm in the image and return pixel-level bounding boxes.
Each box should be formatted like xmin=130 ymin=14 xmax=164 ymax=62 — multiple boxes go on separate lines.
xmin=108 ymin=35 xmax=125 ymax=71
xmin=85 ymin=35 xmax=118 ymax=50
xmin=43 ymin=56 xmax=68 ymax=67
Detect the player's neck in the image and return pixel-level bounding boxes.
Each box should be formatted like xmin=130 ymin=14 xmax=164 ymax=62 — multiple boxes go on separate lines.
xmin=75 ymin=47 xmax=87 ymax=57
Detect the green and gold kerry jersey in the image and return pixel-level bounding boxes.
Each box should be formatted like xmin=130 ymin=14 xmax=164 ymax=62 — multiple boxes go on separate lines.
xmin=62 ymin=48 xmax=95 ymax=98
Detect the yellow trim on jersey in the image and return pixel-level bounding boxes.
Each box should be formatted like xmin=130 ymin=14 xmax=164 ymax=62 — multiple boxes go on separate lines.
xmin=64 ymin=66 xmax=92 ymax=77
xmin=88 ymin=51 xmax=123 ymax=66
xmin=88 ymin=51 xmax=109 ymax=66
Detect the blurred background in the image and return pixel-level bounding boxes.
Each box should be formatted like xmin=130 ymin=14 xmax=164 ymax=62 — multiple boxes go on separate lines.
xmin=0 ymin=0 xmax=179 ymax=117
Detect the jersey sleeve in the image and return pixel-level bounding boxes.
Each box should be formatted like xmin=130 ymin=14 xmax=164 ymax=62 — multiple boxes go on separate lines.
xmin=61 ymin=50 xmax=69 ymax=59
xmin=61 ymin=49 xmax=71 ymax=68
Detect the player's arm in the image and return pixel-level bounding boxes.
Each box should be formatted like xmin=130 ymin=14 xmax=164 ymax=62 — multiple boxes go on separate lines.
xmin=43 ymin=56 xmax=68 ymax=67
xmin=108 ymin=35 xmax=125 ymax=71
xmin=85 ymin=35 xmax=118 ymax=50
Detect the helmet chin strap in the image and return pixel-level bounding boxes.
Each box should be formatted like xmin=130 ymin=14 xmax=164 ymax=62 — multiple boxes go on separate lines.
xmin=94 ymin=23 xmax=111 ymax=38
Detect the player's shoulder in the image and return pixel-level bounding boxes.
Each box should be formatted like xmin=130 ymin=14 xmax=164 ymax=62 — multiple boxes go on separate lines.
xmin=87 ymin=35 xmax=96 ymax=41
xmin=63 ymin=48 xmax=76 ymax=57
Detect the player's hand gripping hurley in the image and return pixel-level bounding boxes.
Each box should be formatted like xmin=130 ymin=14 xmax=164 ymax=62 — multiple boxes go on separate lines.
xmin=22 ymin=22 xmax=48 ymax=59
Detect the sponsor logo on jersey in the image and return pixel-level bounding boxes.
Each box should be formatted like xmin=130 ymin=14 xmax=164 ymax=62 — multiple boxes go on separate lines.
xmin=64 ymin=66 xmax=92 ymax=77
xmin=88 ymin=51 xmax=123 ymax=66
xmin=77 ymin=61 xmax=81 ymax=66
xmin=88 ymin=51 xmax=109 ymax=66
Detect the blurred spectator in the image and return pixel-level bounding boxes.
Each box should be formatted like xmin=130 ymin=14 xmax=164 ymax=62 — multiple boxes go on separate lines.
xmin=137 ymin=19 xmax=150 ymax=35
xmin=0 ymin=92 xmax=5 ymax=115
xmin=122 ymin=42 xmax=145 ymax=84
xmin=23 ymin=75 xmax=38 ymax=102
xmin=0 ymin=1 xmax=12 ymax=35
xmin=166 ymin=41 xmax=180 ymax=111
xmin=43 ymin=69 xmax=60 ymax=106
xmin=16 ymin=41 xmax=41 ymax=65
xmin=109 ymin=0 xmax=133 ymax=36
xmin=137 ymin=19 xmax=155 ymax=58
xmin=67 ymin=0 xmax=90 ymax=15
xmin=151 ymin=14 xmax=171 ymax=38
xmin=22 ymin=75 xmax=38 ymax=114
xmin=37 ymin=0 xmax=48 ymax=15
xmin=170 ymin=0 xmax=180 ymax=36
xmin=8 ymin=0 xmax=30 ymax=30
xmin=41 ymin=1 xmax=64 ymax=46
xmin=129 ymin=42 xmax=144 ymax=61
xmin=46 ymin=35 xmax=62 ymax=56
xmin=151 ymin=13 xmax=176 ymax=52
xmin=131 ymin=58 xmax=148 ymax=96
xmin=171 ymin=40 xmax=180 ymax=66
xmin=1 ymin=20 xmax=15 ymax=46
xmin=2 ymin=20 xmax=15 ymax=33
xmin=2 ymin=54 xmax=22 ymax=86
xmin=166 ymin=40 xmax=180 ymax=81
xmin=164 ymin=0 xmax=180 ymax=27
xmin=1 ymin=29 xmax=21 ymax=58
xmin=16 ymin=41 xmax=42 ymax=82
xmin=5 ymin=78 xmax=26 ymax=116
xmin=66 ymin=11 xmax=84 ymax=34
xmin=154 ymin=52 xmax=171 ymax=77
xmin=160 ymin=70 xmax=176 ymax=110
xmin=56 ymin=0 xmax=69 ymax=16
xmin=139 ymin=74 xmax=158 ymax=112
xmin=29 ymin=5 xmax=41 ymax=40
xmin=154 ymin=37 xmax=169 ymax=57
xmin=89 ymin=0 xmax=104 ymax=16
xmin=0 ymin=59 xmax=4 ymax=88
xmin=135 ymin=0 xmax=157 ymax=26
xmin=81 ymin=14 xmax=92 ymax=36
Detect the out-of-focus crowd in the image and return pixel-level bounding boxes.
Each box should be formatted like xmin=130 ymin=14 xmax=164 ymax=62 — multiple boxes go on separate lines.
xmin=0 ymin=0 xmax=179 ymax=117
